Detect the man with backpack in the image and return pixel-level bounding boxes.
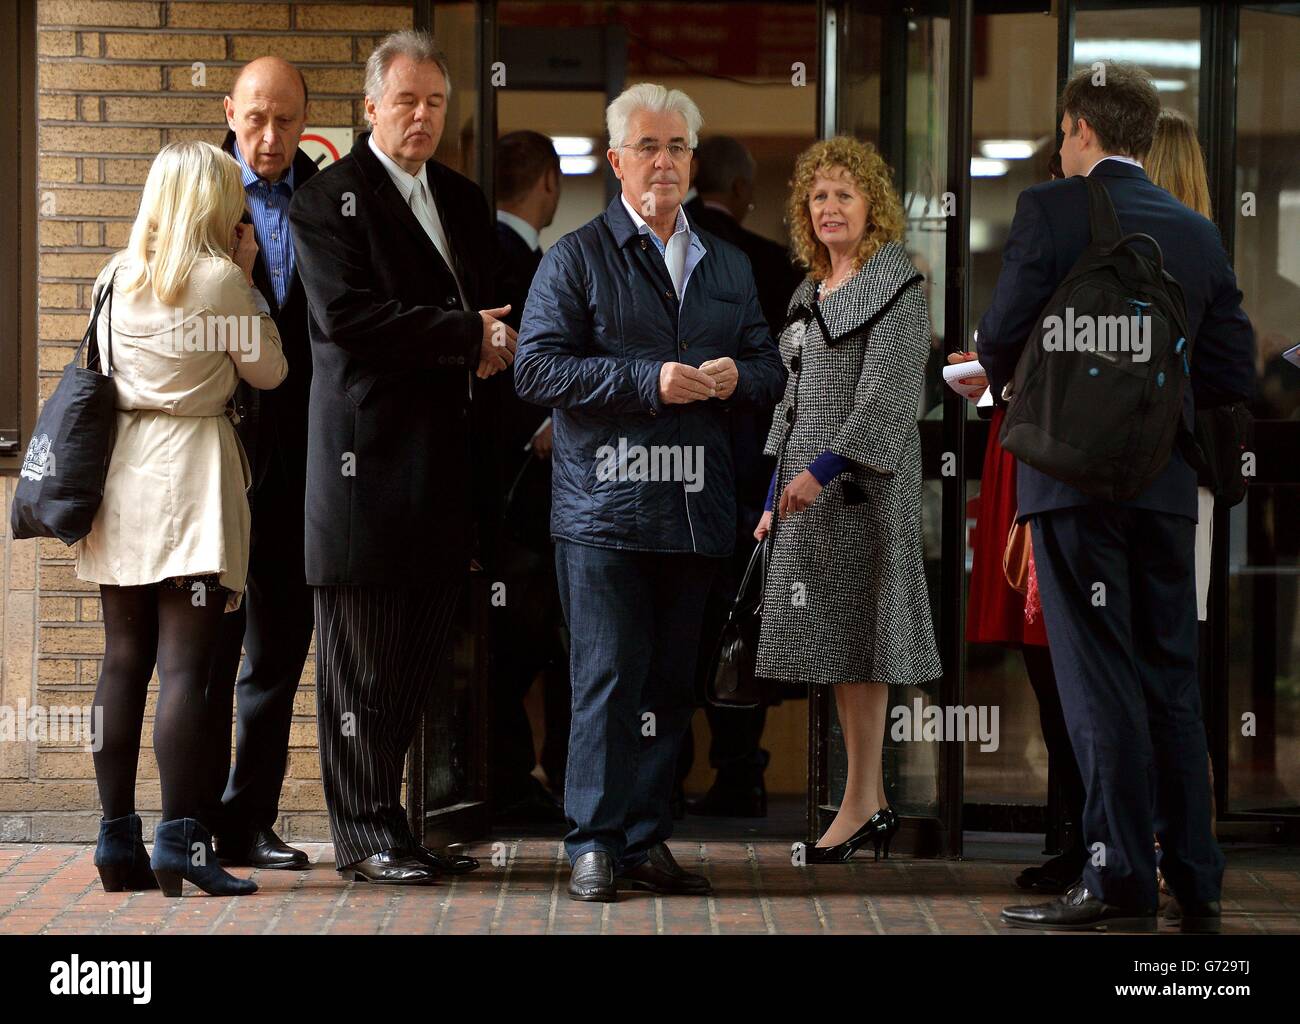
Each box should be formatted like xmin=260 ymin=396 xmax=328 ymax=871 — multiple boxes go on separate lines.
xmin=979 ymin=63 xmax=1254 ymax=932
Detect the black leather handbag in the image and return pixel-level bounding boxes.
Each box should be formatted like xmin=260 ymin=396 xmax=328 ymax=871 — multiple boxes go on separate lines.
xmin=704 ymin=536 xmax=777 ymax=708
xmin=10 ymin=277 xmax=118 ymax=544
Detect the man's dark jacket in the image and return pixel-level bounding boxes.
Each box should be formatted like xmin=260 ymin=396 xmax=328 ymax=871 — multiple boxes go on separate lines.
xmin=513 ymin=195 xmax=787 ymax=558
xmin=288 ymin=131 xmax=494 ymax=585
xmin=221 ymin=131 xmax=318 ymax=500
xmin=977 ymin=160 xmax=1255 ymax=521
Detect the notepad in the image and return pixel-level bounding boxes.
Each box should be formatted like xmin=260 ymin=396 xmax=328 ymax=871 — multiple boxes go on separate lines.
xmin=943 ymin=359 xmax=989 ymax=401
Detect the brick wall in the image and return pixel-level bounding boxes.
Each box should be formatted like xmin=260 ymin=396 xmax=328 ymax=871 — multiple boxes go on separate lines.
xmin=0 ymin=0 xmax=415 ymax=843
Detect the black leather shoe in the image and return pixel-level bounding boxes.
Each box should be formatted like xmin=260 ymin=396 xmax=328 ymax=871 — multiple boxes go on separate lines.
xmin=568 ymin=851 xmax=617 ymax=902
xmin=411 ymin=845 xmax=480 ymax=874
xmin=1001 ymin=882 xmax=1156 ymax=931
xmin=215 ymin=827 xmax=309 ymax=870
xmin=339 ymin=849 xmax=440 ymax=884
xmin=1163 ymin=897 xmax=1222 ymax=933
xmin=1014 ymin=851 xmax=1086 ymax=893
xmin=617 ymin=842 xmax=711 ymax=895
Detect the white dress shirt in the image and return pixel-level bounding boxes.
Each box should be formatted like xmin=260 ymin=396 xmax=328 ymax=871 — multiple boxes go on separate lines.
xmin=1086 ymin=154 xmax=1144 ymax=176
xmin=368 ymin=134 xmax=468 ymax=309
xmin=369 ymin=135 xmax=473 ymax=394
xmin=496 ymin=209 xmax=541 ymax=253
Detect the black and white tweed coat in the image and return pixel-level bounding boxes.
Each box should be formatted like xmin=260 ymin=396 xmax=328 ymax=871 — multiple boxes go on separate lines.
xmin=755 ymin=240 xmax=943 ymax=686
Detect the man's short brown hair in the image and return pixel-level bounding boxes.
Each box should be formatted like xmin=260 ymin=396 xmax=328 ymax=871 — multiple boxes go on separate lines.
xmin=495 ymin=131 xmax=559 ymax=203
xmin=1060 ymin=61 xmax=1161 ymax=157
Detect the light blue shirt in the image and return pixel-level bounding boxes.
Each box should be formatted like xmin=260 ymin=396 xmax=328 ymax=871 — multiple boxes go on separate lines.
xmin=231 ymin=141 xmax=295 ymax=308
xmin=620 ymin=194 xmax=706 ymax=301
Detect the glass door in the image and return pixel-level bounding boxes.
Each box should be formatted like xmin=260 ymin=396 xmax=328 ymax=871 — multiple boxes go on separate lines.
xmin=818 ymin=0 xmax=960 ymax=856
xmin=1220 ymin=2 xmax=1300 ymax=834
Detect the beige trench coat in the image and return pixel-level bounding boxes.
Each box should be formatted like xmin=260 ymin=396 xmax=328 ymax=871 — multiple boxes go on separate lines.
xmin=75 ymin=253 xmax=287 ymax=611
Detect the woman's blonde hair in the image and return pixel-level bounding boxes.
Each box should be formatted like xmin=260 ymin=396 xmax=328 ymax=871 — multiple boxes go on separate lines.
xmin=120 ymin=141 xmax=246 ymax=305
xmin=1143 ymin=110 xmax=1212 ymax=219
xmin=786 ymin=136 xmax=905 ymax=281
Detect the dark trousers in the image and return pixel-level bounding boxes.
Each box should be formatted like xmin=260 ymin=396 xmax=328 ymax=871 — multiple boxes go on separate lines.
xmin=488 ymin=559 xmax=570 ymax=805
xmin=555 ymin=540 xmax=717 ymax=867
xmin=313 ymin=583 xmax=462 ymax=869
xmin=203 ymin=480 xmax=315 ymax=838
xmin=1030 ymin=505 xmax=1224 ymax=909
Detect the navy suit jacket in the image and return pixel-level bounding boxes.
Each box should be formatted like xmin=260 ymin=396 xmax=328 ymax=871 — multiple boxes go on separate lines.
xmin=977 ymin=159 xmax=1255 ymax=521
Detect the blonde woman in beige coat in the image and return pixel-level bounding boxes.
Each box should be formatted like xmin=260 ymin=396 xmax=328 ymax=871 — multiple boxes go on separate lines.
xmin=77 ymin=141 xmax=286 ymax=897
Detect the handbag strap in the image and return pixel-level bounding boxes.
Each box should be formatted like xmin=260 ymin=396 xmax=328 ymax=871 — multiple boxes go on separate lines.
xmin=81 ymin=269 xmax=116 ymax=376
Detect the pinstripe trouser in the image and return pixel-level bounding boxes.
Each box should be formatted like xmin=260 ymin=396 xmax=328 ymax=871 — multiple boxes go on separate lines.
xmin=313 ymin=583 xmax=463 ymax=869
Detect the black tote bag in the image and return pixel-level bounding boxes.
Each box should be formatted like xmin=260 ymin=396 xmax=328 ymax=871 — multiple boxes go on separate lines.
xmin=10 ymin=277 xmax=118 ymax=544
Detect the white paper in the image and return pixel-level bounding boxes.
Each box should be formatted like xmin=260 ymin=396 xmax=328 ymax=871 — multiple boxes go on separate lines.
xmin=943 ymin=359 xmax=988 ymax=401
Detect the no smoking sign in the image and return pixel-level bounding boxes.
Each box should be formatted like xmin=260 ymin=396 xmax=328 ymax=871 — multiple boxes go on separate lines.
xmin=299 ymin=128 xmax=354 ymax=169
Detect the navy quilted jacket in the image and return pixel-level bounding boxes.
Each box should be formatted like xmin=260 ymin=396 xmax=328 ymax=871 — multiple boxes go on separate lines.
xmin=513 ymin=196 xmax=786 ymax=556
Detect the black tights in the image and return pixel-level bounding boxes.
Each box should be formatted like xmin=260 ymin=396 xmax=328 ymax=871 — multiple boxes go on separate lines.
xmin=93 ymin=583 xmax=229 ymax=822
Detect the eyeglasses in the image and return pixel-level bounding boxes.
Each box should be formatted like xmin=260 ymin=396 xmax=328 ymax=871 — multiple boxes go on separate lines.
xmin=622 ymin=142 xmax=692 ymax=161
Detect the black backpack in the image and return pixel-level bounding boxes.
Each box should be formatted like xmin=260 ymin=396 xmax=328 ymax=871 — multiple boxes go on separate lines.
xmin=999 ymin=175 xmax=1194 ymax=502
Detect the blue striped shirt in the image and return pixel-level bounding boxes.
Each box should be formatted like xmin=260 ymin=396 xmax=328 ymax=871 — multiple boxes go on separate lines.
xmin=232 ymin=143 xmax=296 ymax=308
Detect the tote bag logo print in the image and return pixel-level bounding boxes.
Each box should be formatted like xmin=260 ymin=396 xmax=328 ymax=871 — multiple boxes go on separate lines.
xmin=20 ymin=433 xmax=56 ymax=482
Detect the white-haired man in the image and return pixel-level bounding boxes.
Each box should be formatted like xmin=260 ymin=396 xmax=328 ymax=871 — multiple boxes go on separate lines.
xmin=289 ymin=30 xmax=516 ymax=885
xmin=514 ymin=83 xmax=786 ymax=901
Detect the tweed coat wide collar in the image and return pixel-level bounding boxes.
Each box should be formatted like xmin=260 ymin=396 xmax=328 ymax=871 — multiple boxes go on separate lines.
xmin=786 ymin=240 xmax=924 ymax=347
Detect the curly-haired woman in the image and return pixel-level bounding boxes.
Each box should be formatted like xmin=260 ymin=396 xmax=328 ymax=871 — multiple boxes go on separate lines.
xmin=755 ymin=136 xmax=941 ymax=862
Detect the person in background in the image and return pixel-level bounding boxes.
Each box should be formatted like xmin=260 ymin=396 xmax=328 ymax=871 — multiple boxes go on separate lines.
xmin=678 ymin=135 xmax=802 ymax=818
xmin=1143 ymin=109 xmax=1217 ymax=627
xmin=948 ymin=146 xmax=1087 ymax=895
xmin=989 ymin=65 xmax=1254 ymax=933
xmin=78 ymin=141 xmax=287 ymax=896
xmin=755 ymin=136 xmax=942 ymax=862
xmin=514 ymin=82 xmax=785 ymax=902
xmin=484 ymin=129 xmax=568 ymax=824
xmin=201 ymin=55 xmax=318 ymax=873
xmin=289 ymin=30 xmax=511 ymax=885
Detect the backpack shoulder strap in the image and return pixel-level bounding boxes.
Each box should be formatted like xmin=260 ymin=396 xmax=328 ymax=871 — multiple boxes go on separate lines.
xmin=1085 ymin=174 xmax=1122 ymax=246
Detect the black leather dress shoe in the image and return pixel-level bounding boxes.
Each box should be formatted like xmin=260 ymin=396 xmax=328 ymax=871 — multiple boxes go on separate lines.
xmin=1001 ymin=882 xmax=1156 ymax=931
xmin=339 ymin=849 xmax=440 ymax=884
xmin=617 ymin=842 xmax=712 ymax=895
xmin=568 ymin=851 xmax=617 ymax=902
xmin=411 ymin=844 xmax=480 ymax=874
xmin=1014 ymin=851 xmax=1086 ymax=893
xmin=215 ymin=827 xmax=309 ymax=870
xmin=1163 ymin=897 xmax=1222 ymax=933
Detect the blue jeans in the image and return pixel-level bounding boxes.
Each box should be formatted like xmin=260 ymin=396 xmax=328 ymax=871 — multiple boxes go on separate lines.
xmin=555 ymin=540 xmax=718 ymax=868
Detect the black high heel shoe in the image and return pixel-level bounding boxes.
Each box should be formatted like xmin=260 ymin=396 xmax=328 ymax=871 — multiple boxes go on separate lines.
xmin=802 ymin=808 xmax=896 ymax=864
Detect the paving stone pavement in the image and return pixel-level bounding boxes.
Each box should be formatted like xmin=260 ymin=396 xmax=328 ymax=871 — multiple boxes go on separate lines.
xmin=2 ymin=840 xmax=1297 ymax=935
